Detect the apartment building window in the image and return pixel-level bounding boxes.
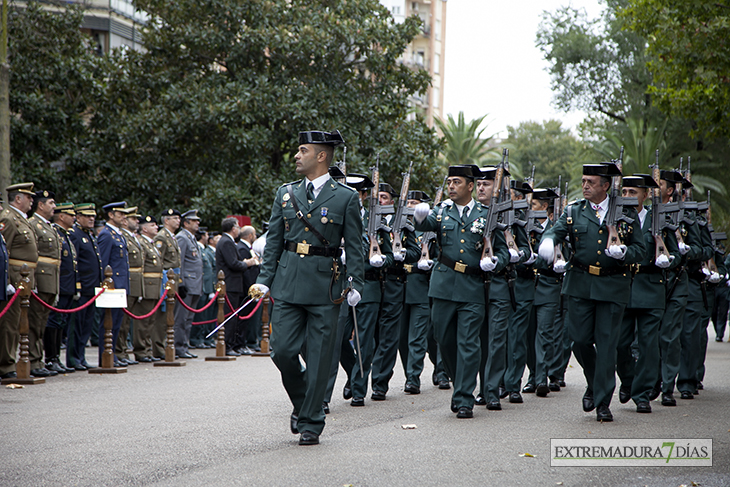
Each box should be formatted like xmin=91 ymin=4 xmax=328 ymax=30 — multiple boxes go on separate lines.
xmin=392 ymin=6 xmax=400 ymax=14
xmin=435 ymin=19 xmax=441 ymax=40
xmin=432 ymin=87 xmax=440 ymax=109
xmin=434 ymin=53 xmax=440 ymax=74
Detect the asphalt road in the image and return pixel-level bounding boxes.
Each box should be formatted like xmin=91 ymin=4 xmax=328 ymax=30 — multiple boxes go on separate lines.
xmin=1 ymin=331 xmax=729 ymax=487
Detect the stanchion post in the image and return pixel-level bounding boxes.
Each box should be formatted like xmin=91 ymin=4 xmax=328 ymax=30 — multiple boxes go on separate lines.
xmin=89 ymin=266 xmax=126 ymax=374
xmin=2 ymin=264 xmax=44 ymax=384
xmin=206 ymin=270 xmax=235 ymax=361
xmin=155 ymin=269 xmax=185 ymax=367
xmin=252 ymin=294 xmax=271 ymax=357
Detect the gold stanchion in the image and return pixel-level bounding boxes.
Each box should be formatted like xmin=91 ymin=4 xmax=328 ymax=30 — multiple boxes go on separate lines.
xmin=2 ymin=264 xmax=44 ymax=384
xmin=89 ymin=266 xmax=126 ymax=374
xmin=155 ymin=269 xmax=185 ymax=367
xmin=206 ymin=271 xmax=235 ymax=361
xmin=251 ymin=294 xmax=271 ymax=357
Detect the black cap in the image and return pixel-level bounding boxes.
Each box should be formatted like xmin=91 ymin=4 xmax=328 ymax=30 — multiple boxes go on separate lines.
xmin=681 ymin=177 xmax=694 ymax=189
xmin=660 ymin=170 xmax=683 ymax=182
xmin=448 ymin=164 xmax=482 ymax=179
xmin=582 ymin=164 xmax=622 ymax=176
xmin=510 ymin=180 xmax=533 ymax=194
xmin=139 ymin=215 xmax=158 ymax=225
xmin=298 ymin=130 xmax=345 ymax=146
xmin=479 ymin=165 xmax=511 ymax=180
xmin=102 ymin=201 xmax=127 ymax=213
xmin=532 ymin=188 xmax=559 ymax=200
xmin=407 ymin=190 xmax=431 ymax=202
xmin=34 ymin=190 xmax=55 ymax=201
xmin=162 ymin=208 xmax=181 ymax=218
xmin=328 ymin=166 xmax=346 ymax=179
xmin=623 ymin=174 xmax=658 ymax=188
xmin=346 ymin=174 xmax=375 ymax=192
xmin=379 ymin=183 xmax=398 ymax=198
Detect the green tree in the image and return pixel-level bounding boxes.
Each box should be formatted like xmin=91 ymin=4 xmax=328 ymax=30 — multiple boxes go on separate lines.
xmin=434 ymin=112 xmax=500 ymax=167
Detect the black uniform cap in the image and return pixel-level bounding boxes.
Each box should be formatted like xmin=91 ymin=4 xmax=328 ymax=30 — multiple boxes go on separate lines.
xmin=448 ymin=164 xmax=482 ymax=179
xmin=298 ymin=130 xmax=345 ymax=146
xmin=532 ymin=188 xmax=559 ymax=200
xmin=139 ymin=215 xmax=158 ymax=225
xmin=623 ymin=174 xmax=658 ymax=188
xmin=346 ymin=174 xmax=375 ymax=191
xmin=478 ymin=165 xmax=510 ymax=180
xmin=379 ymin=183 xmax=398 ymax=198
xmin=328 ymin=166 xmax=346 ymax=179
xmin=407 ymin=190 xmax=431 ymax=202
xmin=510 ymin=180 xmax=533 ymax=194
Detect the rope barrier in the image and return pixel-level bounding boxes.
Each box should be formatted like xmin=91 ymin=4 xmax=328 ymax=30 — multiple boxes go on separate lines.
xmin=121 ymin=290 xmax=168 ymax=320
xmin=30 ymin=288 xmax=106 ymax=313
xmin=174 ymin=291 xmax=220 ymax=313
xmin=192 ymin=296 xmax=265 ymax=326
xmin=0 ymin=291 xmax=20 ymax=319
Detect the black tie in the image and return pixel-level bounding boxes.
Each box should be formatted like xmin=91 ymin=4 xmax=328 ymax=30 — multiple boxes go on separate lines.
xmin=307 ymin=182 xmax=315 ymax=203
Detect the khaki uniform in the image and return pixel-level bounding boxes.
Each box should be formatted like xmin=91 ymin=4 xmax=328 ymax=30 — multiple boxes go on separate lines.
xmin=132 ymin=235 xmax=164 ymax=360
xmin=152 ymin=227 xmax=181 ymax=358
xmin=0 ymin=207 xmax=39 ymax=375
xmin=116 ymin=229 xmax=144 ymax=360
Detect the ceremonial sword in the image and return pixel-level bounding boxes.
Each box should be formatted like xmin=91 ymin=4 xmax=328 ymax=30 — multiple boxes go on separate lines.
xmin=205 ymin=297 xmax=255 ymax=339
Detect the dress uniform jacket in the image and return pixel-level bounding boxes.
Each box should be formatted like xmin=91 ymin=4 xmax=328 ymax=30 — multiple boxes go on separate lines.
xmin=122 ymin=229 xmax=144 ymax=298
xmin=97 ymin=224 xmax=130 ymax=292
xmin=202 ymin=245 xmax=216 ymax=295
xmin=0 ymin=233 xmax=8 ymax=301
xmin=54 ymin=224 xmax=78 ymax=296
xmin=534 ymin=219 xmax=563 ymax=306
xmin=70 ymin=223 xmax=103 ymax=295
xmin=154 ymin=227 xmax=181 ymax=271
xmin=0 ymin=206 xmax=39 ymax=288
xmin=29 ymin=214 xmax=61 ymax=294
xmin=139 ymin=236 xmax=163 ymax=299
xmin=176 ymin=229 xmax=203 ymax=295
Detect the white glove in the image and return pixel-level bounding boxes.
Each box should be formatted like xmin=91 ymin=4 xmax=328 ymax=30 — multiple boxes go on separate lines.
xmin=347 ymin=289 xmax=361 ymax=307
xmin=417 ymin=259 xmax=434 ymax=271
xmin=538 ymin=237 xmax=555 ymax=264
xmin=369 ymin=254 xmax=385 ymax=268
xmin=73 ymin=292 xmax=80 ymax=301
xmin=394 ymin=249 xmax=406 ymax=262
xmin=525 ymin=252 xmax=537 ymax=265
xmin=709 ymin=271 xmax=722 ymax=284
xmin=654 ymin=254 xmax=671 ymax=269
xmin=208 ymin=292 xmax=215 ymax=300
xmin=340 ymin=249 xmax=346 ymax=266
xmin=414 ymin=203 xmax=430 ymax=223
xmin=701 ymin=267 xmax=712 ymax=277
xmin=137 ymin=296 xmax=143 ymax=303
xmin=606 ymin=244 xmax=627 ymax=260
xmin=678 ymin=242 xmax=690 ymax=255
xmin=480 ymin=256 xmax=498 ymax=272
xmin=509 ymin=248 xmax=522 ymax=263
xmin=6 ymin=283 xmax=15 ymax=295
xmin=553 ymin=259 xmax=567 ymax=273
xmin=249 ymin=284 xmax=269 ymax=299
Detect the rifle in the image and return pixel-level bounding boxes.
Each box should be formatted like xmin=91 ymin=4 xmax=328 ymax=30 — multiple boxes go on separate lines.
xmin=605 ymin=146 xmax=638 ymax=248
xmin=650 ymin=150 xmax=671 ymax=262
xmin=391 ymin=161 xmax=415 ymax=257
xmin=702 ymin=190 xmax=725 ymax=274
xmin=418 ymin=176 xmax=446 ymax=266
xmin=520 ymin=164 xmax=548 ymax=247
xmin=481 ymin=152 xmax=510 ymax=262
xmin=336 ymin=147 xmax=347 ymax=181
xmin=553 ymin=176 xmax=566 ymax=262
xmin=499 ymin=149 xmax=522 ymax=254
xmin=368 ymin=154 xmax=394 ymax=260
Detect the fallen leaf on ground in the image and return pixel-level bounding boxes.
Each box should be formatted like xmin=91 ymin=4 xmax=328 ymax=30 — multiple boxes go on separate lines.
xmin=401 ymin=424 xmax=417 ymax=429
xmin=5 ymin=384 xmax=24 ymax=389
xmin=691 ymin=482 xmax=700 ymax=486
xmin=519 ymin=452 xmax=535 ymax=457
xmin=556 ymin=482 xmax=563 ymax=485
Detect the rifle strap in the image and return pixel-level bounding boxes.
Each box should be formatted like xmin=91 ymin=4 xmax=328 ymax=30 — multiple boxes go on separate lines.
xmin=566 ymin=204 xmax=576 ymax=252
xmin=287 ymin=185 xmax=330 ymax=247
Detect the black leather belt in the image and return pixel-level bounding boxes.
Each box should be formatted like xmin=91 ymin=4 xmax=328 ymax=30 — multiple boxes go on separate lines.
xmin=364 ymin=270 xmax=381 ymax=281
xmin=633 ymin=264 xmax=663 ymax=275
xmin=285 ymin=241 xmax=341 ymax=258
xmin=537 ymin=269 xmax=562 ymax=279
xmin=516 ymin=267 xmax=536 ymax=280
xmin=403 ymin=264 xmax=429 ymax=275
xmin=439 ymin=255 xmax=483 ymax=276
xmin=386 ymin=266 xmax=407 ymax=278
xmin=572 ymin=262 xmax=627 ymax=276
xmin=688 ymin=270 xmax=706 ymax=282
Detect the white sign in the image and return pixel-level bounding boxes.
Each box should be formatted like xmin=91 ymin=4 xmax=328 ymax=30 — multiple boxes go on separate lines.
xmin=551 ymin=438 xmax=712 ymax=467
xmin=94 ymin=288 xmax=127 ymax=309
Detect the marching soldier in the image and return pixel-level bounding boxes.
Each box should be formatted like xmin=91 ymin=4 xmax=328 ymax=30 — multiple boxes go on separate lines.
xmin=250 ymin=130 xmax=364 ymax=446
xmin=44 ymin=202 xmax=78 ymax=374
xmin=152 ymin=209 xmax=181 ymax=359
xmin=117 ymin=206 xmax=143 ymax=365
xmin=132 ymin=215 xmax=164 ymax=362
xmin=28 ymin=190 xmax=61 ymax=377
xmin=174 ymin=209 xmax=203 ymax=359
xmin=414 ymin=165 xmax=510 ymax=418
xmin=539 ymin=163 xmax=645 ymax=421
xmin=0 ymin=183 xmax=38 ymax=380
xmin=68 ymin=203 xmax=103 ymax=370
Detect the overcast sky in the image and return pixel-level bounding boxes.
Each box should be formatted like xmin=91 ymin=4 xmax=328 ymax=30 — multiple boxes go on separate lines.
xmin=442 ymin=0 xmax=605 ymax=139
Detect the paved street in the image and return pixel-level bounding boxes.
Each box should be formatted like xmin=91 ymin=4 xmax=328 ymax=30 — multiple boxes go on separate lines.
xmin=1 ymin=331 xmax=729 ymax=487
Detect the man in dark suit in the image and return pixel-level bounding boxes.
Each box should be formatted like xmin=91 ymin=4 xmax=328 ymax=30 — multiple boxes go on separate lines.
xmin=237 ymin=225 xmax=261 ymax=354
xmin=216 ymin=217 xmax=257 ymax=356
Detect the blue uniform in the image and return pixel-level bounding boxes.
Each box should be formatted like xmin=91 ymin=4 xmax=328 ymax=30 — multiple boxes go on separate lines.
xmin=96 ymin=224 xmax=130 ymax=365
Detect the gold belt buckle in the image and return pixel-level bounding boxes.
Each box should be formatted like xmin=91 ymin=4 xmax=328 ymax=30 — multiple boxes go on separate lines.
xmin=404 ymin=264 xmax=413 ymax=273
xmin=589 ymin=265 xmax=601 ymax=276
xmin=454 ymin=262 xmax=467 ymax=273
xmin=296 ymin=242 xmax=310 ymax=255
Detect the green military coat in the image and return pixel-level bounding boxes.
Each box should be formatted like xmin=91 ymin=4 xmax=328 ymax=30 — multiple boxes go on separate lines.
xmin=29 ymin=214 xmax=61 ymax=295
xmin=359 ymin=208 xmax=393 ymax=304
xmin=123 ymin=229 xmax=144 ymax=298
xmin=139 ymin=235 xmax=163 ymax=300
xmin=154 ymin=227 xmax=181 ymax=270
xmin=0 ymin=207 xmax=39 ymax=288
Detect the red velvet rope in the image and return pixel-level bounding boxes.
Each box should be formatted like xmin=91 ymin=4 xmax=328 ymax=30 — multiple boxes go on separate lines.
xmin=30 ymin=288 xmax=106 ymax=313
xmin=192 ymin=296 xmax=265 ymax=326
xmin=0 ymin=291 xmax=20 ymax=319
xmin=121 ymin=290 xmax=168 ymax=320
xmin=174 ymin=291 xmax=220 ymax=313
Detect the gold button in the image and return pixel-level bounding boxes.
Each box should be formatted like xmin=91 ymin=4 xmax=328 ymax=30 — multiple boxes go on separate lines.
xmin=445 ymin=216 xmax=450 ymax=220
xmin=460 ymin=239 xmax=465 ymax=243
xmin=599 ymin=230 xmax=603 ymax=234
xmin=442 ymin=233 xmax=446 ymax=236
xmin=307 ymin=214 xmax=311 ymax=218
xmin=460 ymin=249 xmax=464 ymax=253
xmin=597 ymin=250 xmax=601 ymax=255
xmin=598 ymin=240 xmax=602 ymax=244
xmin=461 ymin=229 xmax=465 ymax=233
xmin=304 ymin=228 xmax=309 ymax=232
xmin=596 ymin=261 xmax=600 ymax=265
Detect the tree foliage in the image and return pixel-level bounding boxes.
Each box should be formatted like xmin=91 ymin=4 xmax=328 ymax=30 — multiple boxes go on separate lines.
xmin=434 ymin=112 xmax=499 ymax=168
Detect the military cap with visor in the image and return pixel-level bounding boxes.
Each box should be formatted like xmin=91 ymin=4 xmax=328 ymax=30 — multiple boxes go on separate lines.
xmin=346 ymin=174 xmax=375 ymax=192
xmin=54 ymin=202 xmax=76 ymax=215
xmin=407 ymin=190 xmax=431 ymax=202
xmin=74 ymin=203 xmax=97 ymax=216
xmin=622 ymin=174 xmax=658 ymax=188
xmin=298 ymin=130 xmax=345 ymax=146
xmin=6 ymin=182 xmax=35 ymax=195
xmin=448 ymin=164 xmax=482 ymax=179
xmin=181 ymin=209 xmax=201 ymax=221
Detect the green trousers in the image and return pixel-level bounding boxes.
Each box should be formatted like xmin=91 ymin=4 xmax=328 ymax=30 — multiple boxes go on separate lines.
xmin=485 ymin=298 xmax=510 ymax=402
xmin=350 ymin=302 xmax=382 ymax=400
xmin=403 ymin=302 xmax=430 ymax=388
xmin=659 ymin=288 xmax=688 ymax=394
xmin=533 ymin=301 xmax=558 ymax=386
xmin=371 ymin=279 xmax=405 ymax=394
xmin=616 ymin=307 xmax=663 ymax=403
xmin=503 ymin=297 xmax=534 ymax=392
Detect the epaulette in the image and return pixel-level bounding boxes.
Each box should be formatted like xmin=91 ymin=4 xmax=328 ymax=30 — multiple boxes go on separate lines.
xmin=334 ymin=180 xmax=356 ymax=192
xmin=282 ymin=179 xmax=302 ymax=188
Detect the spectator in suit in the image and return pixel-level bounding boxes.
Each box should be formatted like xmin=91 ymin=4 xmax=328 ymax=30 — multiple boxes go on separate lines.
xmin=237 ymin=225 xmax=262 ymax=353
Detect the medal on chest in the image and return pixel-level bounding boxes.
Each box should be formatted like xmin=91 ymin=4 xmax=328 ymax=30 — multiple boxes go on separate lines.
xmin=321 ymin=207 xmax=328 ymax=224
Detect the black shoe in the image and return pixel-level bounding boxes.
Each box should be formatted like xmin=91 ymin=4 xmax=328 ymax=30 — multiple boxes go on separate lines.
xmin=350 ymin=397 xmax=364 ymax=407
xmin=126 ymin=358 xmax=139 ymax=365
xmin=680 ymin=391 xmax=694 ymax=400
xmin=596 ymin=404 xmax=613 ymax=422
xmin=696 ymin=381 xmax=703 ymax=390
xmin=619 ymin=385 xmax=631 ymax=404
xmin=498 ymin=386 xmax=508 ymax=399
xmin=475 ymin=394 xmax=486 ymax=406
xmin=225 ymin=349 xmax=240 ymax=357
xmin=451 ymin=400 xmax=458 ymax=413
xmin=486 ymin=400 xmax=502 ymax=411
xmin=343 ymin=381 xmax=352 ymax=400
xmin=558 ymin=380 xmax=566 ymax=387
xmin=238 ymin=347 xmax=254 ymax=356
xmin=74 ymin=364 xmax=88 ymax=371
xmin=371 ymin=390 xmax=386 ymax=401
xmin=636 ymin=401 xmax=652 ymax=413
xmin=298 ymin=431 xmax=319 ymax=446
xmin=117 ymin=358 xmax=130 ymax=365
xmin=404 ymin=383 xmax=420 ymax=394
xmin=113 ymin=360 xmax=127 ymax=368
xmin=509 ymin=391 xmax=523 ymax=403
xmin=582 ymin=389 xmax=595 ymax=412
xmin=176 ymin=352 xmax=194 ymax=359
xmin=30 ymin=368 xmax=55 ymax=377
xmin=648 ymin=385 xmax=661 ymax=401
xmin=322 ymin=402 xmax=330 ymax=414
xmin=46 ymin=361 xmax=66 ymax=374
xmin=456 ymin=407 xmax=473 ymax=419
xmin=150 ymin=357 xmax=162 ymax=362
xmin=0 ymin=371 xmax=17 ymax=379
xmin=138 ymin=357 xmax=153 ymax=363
xmin=290 ymin=410 xmax=298 ymax=434
xmin=548 ymin=381 xmax=561 ymax=392
xmin=522 ymin=383 xmax=536 ymax=394
xmin=60 ymin=361 xmax=75 ymax=373
xmin=716 ymin=336 xmax=723 ymax=342
xmin=438 ymin=379 xmax=451 ymax=390
xmin=536 ymin=383 xmax=550 ymax=397
xmin=432 ymin=372 xmax=439 ymax=386
xmin=661 ymin=393 xmax=677 ymax=406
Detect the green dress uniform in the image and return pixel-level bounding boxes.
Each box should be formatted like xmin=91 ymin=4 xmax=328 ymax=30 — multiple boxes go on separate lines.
xmin=697 ymin=247 xmax=726 ymax=384
xmin=542 ymin=198 xmax=645 ymax=412
xmin=616 ymin=207 xmax=680 ymax=405
xmin=0 ymin=205 xmax=39 ymax=377
xmin=415 ymin=200 xmax=509 ymax=411
xmin=132 ymin=233 xmax=164 ymax=360
xmin=28 ymin=213 xmax=61 ymax=370
xmin=257 ymin=176 xmax=364 ymax=437
xmin=152 ymin=225 xmax=181 ymax=358
xmin=118 ymin=228 xmax=144 ymax=361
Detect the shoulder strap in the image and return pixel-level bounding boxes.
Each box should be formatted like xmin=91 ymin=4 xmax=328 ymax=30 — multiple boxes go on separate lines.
xmin=287 ymin=185 xmax=330 ymax=247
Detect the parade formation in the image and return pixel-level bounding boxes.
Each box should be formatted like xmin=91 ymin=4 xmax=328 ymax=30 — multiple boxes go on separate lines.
xmin=0 ymin=130 xmax=727 ymax=449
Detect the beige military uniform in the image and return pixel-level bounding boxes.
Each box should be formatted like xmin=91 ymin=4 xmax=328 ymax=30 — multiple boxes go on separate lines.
xmin=0 ymin=206 xmax=39 ymax=375
xmin=133 ymin=235 xmax=165 ymax=360
xmin=117 ymin=229 xmax=144 ymax=360
xmin=152 ymin=227 xmax=180 ymax=357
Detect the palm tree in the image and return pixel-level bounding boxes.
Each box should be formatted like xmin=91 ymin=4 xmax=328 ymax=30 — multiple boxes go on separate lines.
xmin=434 ymin=112 xmax=501 ymax=167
